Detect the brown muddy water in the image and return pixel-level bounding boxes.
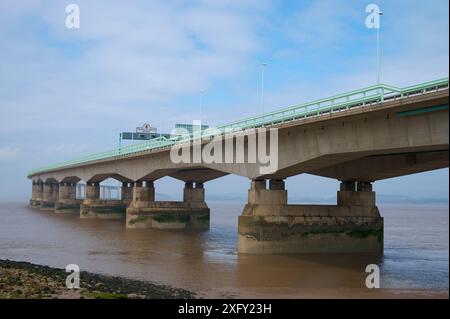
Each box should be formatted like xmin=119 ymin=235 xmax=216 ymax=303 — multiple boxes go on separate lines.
xmin=0 ymin=202 xmax=448 ymax=298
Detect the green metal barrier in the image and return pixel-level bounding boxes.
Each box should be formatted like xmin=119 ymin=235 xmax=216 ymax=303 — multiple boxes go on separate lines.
xmin=27 ymin=78 xmax=449 ymax=177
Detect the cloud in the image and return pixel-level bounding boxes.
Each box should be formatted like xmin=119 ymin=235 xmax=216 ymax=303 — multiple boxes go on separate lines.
xmin=0 ymin=147 xmax=21 ymax=160
xmin=280 ymin=0 xmax=360 ymax=49
xmin=42 ymin=143 xmax=89 ymax=156
xmin=0 ymin=1 xmax=267 ymax=134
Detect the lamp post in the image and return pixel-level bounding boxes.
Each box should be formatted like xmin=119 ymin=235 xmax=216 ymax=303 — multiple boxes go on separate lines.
xmin=376 ymin=10 xmax=383 ymax=84
xmin=200 ymin=90 xmax=205 ymax=123
xmin=199 ymin=90 xmax=205 ymax=136
xmin=261 ymin=62 xmax=267 ymax=115
xmin=366 ymin=4 xmax=383 ymax=85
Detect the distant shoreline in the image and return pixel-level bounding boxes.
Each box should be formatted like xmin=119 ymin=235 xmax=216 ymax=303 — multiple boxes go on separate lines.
xmin=0 ymin=259 xmax=195 ymax=299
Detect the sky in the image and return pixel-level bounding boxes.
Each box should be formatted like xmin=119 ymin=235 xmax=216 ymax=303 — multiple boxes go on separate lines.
xmin=0 ymin=0 xmax=448 ymax=201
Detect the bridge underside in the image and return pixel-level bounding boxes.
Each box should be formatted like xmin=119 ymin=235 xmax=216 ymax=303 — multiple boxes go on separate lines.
xmin=310 ymin=149 xmax=449 ymax=181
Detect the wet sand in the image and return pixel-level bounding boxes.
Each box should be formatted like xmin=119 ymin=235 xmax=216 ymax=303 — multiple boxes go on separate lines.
xmin=0 ymin=259 xmax=195 ymax=299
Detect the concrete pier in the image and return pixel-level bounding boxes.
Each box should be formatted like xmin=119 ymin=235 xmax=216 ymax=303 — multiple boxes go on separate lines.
xmin=29 ymin=180 xmax=43 ymax=207
xmin=126 ymin=181 xmax=210 ymax=229
xmin=55 ymin=182 xmax=82 ymax=213
xmin=80 ymin=182 xmax=127 ymax=219
xmin=238 ymin=179 xmax=383 ymax=254
xmin=121 ymin=182 xmax=133 ymax=206
xmin=40 ymin=182 xmax=58 ymax=210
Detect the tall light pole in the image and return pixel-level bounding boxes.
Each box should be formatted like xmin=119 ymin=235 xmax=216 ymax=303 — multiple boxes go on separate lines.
xmin=200 ymin=90 xmax=204 ymax=122
xmin=376 ymin=10 xmax=383 ymax=84
xmin=366 ymin=4 xmax=383 ymax=85
xmin=261 ymin=62 xmax=267 ymax=115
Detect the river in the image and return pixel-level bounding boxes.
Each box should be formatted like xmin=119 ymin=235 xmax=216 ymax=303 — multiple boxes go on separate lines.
xmin=0 ymin=202 xmax=448 ymax=298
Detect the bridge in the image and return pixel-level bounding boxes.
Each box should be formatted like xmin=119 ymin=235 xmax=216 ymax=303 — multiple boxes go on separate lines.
xmin=28 ymin=78 xmax=449 ymax=254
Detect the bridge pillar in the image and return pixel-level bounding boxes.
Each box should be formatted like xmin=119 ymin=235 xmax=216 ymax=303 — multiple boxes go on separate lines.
xmin=121 ymin=182 xmax=133 ymax=206
xmin=40 ymin=182 xmax=58 ymax=210
xmin=126 ymin=181 xmax=210 ymax=229
xmin=183 ymin=181 xmax=205 ymax=202
xmin=30 ymin=180 xmax=43 ymax=207
xmin=337 ymin=181 xmax=376 ymax=207
xmin=238 ymin=179 xmax=383 ymax=254
xmin=84 ymin=182 xmax=100 ymax=204
xmin=130 ymin=181 xmax=155 ymax=207
xmin=55 ymin=182 xmax=82 ymax=213
xmin=80 ymin=182 xmax=127 ymax=219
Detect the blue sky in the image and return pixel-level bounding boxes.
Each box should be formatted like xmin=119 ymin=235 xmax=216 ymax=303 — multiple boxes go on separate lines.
xmin=0 ymin=0 xmax=448 ymax=201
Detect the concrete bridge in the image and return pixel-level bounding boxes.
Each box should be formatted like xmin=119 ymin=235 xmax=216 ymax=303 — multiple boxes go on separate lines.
xmin=28 ymin=78 xmax=449 ymax=254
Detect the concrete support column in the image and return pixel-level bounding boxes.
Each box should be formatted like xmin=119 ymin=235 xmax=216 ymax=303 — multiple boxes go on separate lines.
xmin=247 ymin=179 xmax=287 ymax=207
xmin=42 ymin=183 xmax=53 ymax=201
xmin=52 ymin=183 xmax=59 ymax=202
xmin=269 ymin=179 xmax=285 ymax=190
xmin=31 ymin=181 xmax=36 ymax=200
xmin=30 ymin=181 xmax=43 ymax=206
xmin=40 ymin=182 xmax=57 ymax=210
xmin=85 ymin=182 xmax=100 ymax=204
xmin=35 ymin=181 xmax=43 ymax=201
xmin=58 ymin=183 xmax=77 ymax=201
xmin=183 ymin=182 xmax=205 ymax=203
xmin=121 ymin=182 xmax=133 ymax=205
xmin=357 ymin=181 xmax=373 ymax=192
xmin=340 ymin=181 xmax=356 ymax=191
xmin=127 ymin=181 xmax=156 ymax=209
xmin=69 ymin=183 xmax=77 ymax=199
xmin=55 ymin=182 xmax=81 ymax=214
xmin=132 ymin=181 xmax=155 ymax=204
xmin=338 ymin=181 xmax=375 ymax=207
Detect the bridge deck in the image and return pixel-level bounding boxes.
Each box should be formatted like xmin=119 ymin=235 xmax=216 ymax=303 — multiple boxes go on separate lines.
xmin=28 ymin=78 xmax=449 ymax=177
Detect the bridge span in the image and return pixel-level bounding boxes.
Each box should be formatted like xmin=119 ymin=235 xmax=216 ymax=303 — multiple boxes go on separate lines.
xmin=28 ymin=78 xmax=449 ymax=254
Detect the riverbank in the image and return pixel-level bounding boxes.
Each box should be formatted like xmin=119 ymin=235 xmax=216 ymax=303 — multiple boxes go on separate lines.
xmin=1 ymin=259 xmax=448 ymax=299
xmin=0 ymin=260 xmax=196 ymax=299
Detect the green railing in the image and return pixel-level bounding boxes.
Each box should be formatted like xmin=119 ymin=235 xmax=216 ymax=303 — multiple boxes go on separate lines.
xmin=27 ymin=78 xmax=449 ymax=177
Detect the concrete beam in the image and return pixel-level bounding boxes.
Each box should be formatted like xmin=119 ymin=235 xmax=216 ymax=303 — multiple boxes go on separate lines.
xmin=87 ymin=173 xmax=133 ymax=184
xmin=169 ymin=168 xmax=229 ymax=183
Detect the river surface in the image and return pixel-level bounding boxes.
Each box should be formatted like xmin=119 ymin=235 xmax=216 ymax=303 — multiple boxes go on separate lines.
xmin=0 ymin=202 xmax=448 ymax=298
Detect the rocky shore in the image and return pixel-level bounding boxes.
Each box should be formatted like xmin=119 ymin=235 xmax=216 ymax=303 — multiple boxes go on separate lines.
xmin=0 ymin=259 xmax=196 ymax=299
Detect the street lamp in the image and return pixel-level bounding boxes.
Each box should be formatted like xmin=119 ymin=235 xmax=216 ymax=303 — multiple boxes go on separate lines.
xmin=261 ymin=62 xmax=267 ymax=115
xmin=376 ymin=10 xmax=383 ymax=84
xmin=366 ymin=4 xmax=384 ymax=85
xmin=200 ymin=90 xmax=205 ymax=122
